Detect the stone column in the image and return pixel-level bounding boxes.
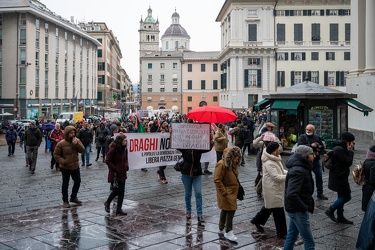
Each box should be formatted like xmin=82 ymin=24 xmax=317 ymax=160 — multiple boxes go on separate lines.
xmin=365 ymin=0 xmax=375 ymax=74
xmin=348 ymin=0 xmax=366 ymax=76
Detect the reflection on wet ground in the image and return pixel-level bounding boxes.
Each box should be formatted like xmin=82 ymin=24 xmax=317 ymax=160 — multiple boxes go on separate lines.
xmin=0 ymin=199 xmax=289 ymax=249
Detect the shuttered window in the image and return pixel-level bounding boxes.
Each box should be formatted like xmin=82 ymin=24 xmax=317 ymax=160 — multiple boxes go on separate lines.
xmin=248 ymin=24 xmax=257 ymax=41
xmin=345 ymin=23 xmax=350 ymax=42
xmin=294 ymin=24 xmax=303 ymax=41
xmin=311 ymin=23 xmax=320 ymax=41
xmin=330 ymin=24 xmax=339 ymax=41
xmin=277 ymin=24 xmax=285 ymax=42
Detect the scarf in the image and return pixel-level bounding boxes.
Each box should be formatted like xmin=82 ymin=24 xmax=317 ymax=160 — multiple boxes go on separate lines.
xmin=366 ymin=149 xmax=375 ymax=161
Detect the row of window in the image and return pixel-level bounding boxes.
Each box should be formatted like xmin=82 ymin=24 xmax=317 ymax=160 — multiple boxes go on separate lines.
xmin=275 ymin=9 xmax=350 ymax=17
xmin=276 ymin=71 xmax=348 ymax=87
xmin=276 ymin=52 xmax=350 ymax=61
xmin=146 ymin=62 xmax=219 ymax=72
xmin=187 ymin=96 xmax=218 ymax=102
xmin=276 ymin=23 xmax=350 ymax=42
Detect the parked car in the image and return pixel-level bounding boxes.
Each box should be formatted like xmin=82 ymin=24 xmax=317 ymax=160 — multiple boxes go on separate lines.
xmin=0 ymin=120 xmax=19 ymax=134
xmin=18 ymin=119 xmax=33 ymax=130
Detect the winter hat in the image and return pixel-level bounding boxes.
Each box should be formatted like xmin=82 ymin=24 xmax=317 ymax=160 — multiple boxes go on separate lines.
xmin=295 ymin=145 xmax=313 ymax=159
xmin=266 ymin=141 xmax=280 ymax=154
xmin=366 ymin=144 xmax=375 ymax=160
xmin=29 ymin=120 xmax=36 ymax=126
xmin=110 ymin=124 xmax=118 ymax=132
xmin=341 ymin=131 xmax=355 ymax=142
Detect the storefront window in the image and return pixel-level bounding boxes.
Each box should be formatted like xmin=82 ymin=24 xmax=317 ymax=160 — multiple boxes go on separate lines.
xmin=309 ymin=106 xmax=334 ymax=148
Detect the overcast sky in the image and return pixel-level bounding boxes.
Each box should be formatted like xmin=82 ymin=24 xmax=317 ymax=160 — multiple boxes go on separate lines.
xmin=41 ymin=0 xmax=223 ymax=84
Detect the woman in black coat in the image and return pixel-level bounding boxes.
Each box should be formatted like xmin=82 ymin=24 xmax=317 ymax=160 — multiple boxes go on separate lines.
xmin=325 ymin=132 xmax=355 ymax=224
xmin=361 ymin=145 xmax=375 ymax=212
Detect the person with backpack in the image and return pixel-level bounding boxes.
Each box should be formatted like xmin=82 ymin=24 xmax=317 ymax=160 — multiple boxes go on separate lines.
xmin=95 ymin=122 xmax=110 ymax=162
xmin=325 ymin=131 xmax=355 ymax=224
xmin=230 ymin=119 xmax=245 ymax=166
xmin=361 ymin=145 xmax=375 ymax=212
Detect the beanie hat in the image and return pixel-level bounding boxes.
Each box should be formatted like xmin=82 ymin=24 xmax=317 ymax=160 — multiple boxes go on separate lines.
xmin=366 ymin=144 xmax=375 ymax=160
xmin=266 ymin=141 xmax=280 ymax=154
xmin=295 ymin=145 xmax=313 ymax=159
xmin=341 ymin=131 xmax=355 ymax=142
xmin=110 ymin=124 xmax=118 ymax=132
xmin=29 ymin=120 xmax=36 ymax=126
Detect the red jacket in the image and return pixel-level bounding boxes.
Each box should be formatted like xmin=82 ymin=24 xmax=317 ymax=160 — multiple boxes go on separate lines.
xmin=105 ymin=147 xmax=129 ymax=182
xmin=49 ymin=129 xmax=65 ymax=150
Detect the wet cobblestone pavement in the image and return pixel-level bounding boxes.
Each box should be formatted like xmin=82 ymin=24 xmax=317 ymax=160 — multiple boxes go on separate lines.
xmin=0 ymin=136 xmax=373 ymax=249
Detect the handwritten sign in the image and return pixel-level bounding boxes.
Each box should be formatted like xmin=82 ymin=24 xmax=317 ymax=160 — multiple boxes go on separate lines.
xmin=171 ymin=123 xmax=211 ymax=150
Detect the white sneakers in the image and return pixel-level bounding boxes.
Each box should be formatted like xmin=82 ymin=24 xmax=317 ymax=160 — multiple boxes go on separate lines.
xmin=224 ymin=230 xmax=238 ymax=241
xmin=218 ymin=229 xmax=225 ymax=235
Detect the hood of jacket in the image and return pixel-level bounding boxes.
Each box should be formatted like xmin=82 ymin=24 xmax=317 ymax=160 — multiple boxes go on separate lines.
xmin=64 ymin=126 xmax=76 ymax=142
xmin=224 ymin=146 xmax=242 ymax=170
xmin=286 ymin=153 xmax=312 ymax=171
xmin=332 ymin=139 xmax=346 ymax=149
xmin=262 ymin=150 xmax=282 ymax=164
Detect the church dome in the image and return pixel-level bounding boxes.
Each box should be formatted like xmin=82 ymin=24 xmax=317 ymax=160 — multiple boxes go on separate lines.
xmin=162 ymin=11 xmax=190 ymax=38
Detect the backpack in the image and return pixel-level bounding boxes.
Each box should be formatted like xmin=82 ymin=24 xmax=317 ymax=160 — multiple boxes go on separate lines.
xmin=352 ymin=161 xmax=367 ymax=186
xmin=322 ymin=150 xmax=334 ymax=170
xmin=239 ymin=127 xmax=249 ymax=142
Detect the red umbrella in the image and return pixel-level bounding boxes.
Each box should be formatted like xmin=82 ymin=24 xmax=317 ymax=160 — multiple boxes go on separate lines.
xmin=186 ymin=106 xmax=238 ymax=123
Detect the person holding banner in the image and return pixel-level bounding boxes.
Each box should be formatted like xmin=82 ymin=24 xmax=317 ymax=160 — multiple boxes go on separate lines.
xmin=156 ymin=120 xmax=170 ymax=184
xmin=104 ymin=134 xmax=129 ymax=216
xmin=177 ymin=133 xmax=214 ymax=222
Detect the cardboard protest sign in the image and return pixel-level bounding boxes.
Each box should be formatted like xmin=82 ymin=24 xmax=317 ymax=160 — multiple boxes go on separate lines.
xmin=170 ymin=123 xmax=211 ymax=150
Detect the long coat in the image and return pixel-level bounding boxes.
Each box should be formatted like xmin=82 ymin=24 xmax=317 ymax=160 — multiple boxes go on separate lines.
xmin=106 ymin=147 xmax=129 ymax=182
xmin=362 ymin=159 xmax=375 ymax=211
xmin=328 ymin=140 xmax=354 ymax=194
xmin=214 ymin=159 xmax=239 ymax=211
xmin=261 ymin=150 xmax=287 ymax=209
xmin=53 ymin=126 xmax=85 ymax=171
xmin=214 ymin=129 xmax=228 ymax=152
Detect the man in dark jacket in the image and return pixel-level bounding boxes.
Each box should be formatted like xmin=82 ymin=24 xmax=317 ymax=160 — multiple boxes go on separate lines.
xmin=231 ymin=119 xmax=245 ymax=166
xmin=297 ymin=124 xmax=328 ymax=200
xmin=24 ymin=121 xmax=43 ymax=174
xmin=325 ymin=131 xmax=355 ymax=224
xmin=77 ymin=121 xmax=93 ymax=167
xmin=284 ymin=145 xmax=315 ymax=250
xmin=6 ymin=125 xmax=18 ymax=156
xmin=54 ymin=126 xmax=85 ymax=208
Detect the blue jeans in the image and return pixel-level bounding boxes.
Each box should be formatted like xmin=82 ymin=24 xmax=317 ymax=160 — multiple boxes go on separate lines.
xmin=312 ymin=160 xmax=323 ymax=196
xmin=284 ymin=211 xmax=315 ymax=250
xmin=181 ymin=174 xmax=203 ymax=216
xmin=216 ymin=151 xmax=223 ymax=163
xmin=81 ymin=144 xmax=91 ymax=164
xmin=332 ymin=192 xmax=351 ymax=212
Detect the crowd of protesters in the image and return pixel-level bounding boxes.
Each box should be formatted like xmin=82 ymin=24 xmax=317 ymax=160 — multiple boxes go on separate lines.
xmin=2 ymin=108 xmax=374 ymax=248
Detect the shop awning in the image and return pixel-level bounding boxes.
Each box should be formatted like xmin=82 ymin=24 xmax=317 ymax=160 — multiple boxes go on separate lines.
xmin=344 ymin=99 xmax=373 ymax=116
xmin=271 ymin=100 xmax=301 ymax=110
xmin=254 ymin=99 xmax=270 ymax=111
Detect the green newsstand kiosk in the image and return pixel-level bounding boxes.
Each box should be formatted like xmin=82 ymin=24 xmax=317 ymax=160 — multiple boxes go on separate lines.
xmin=255 ymin=81 xmax=373 ymax=149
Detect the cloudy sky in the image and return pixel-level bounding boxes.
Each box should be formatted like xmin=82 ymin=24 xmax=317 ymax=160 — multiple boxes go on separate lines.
xmin=41 ymin=0 xmax=223 ymax=84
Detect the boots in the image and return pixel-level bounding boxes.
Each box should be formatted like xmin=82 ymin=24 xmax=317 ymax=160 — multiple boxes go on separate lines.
xmin=325 ymin=206 xmax=338 ymax=223
xmin=337 ymin=210 xmax=353 ymax=224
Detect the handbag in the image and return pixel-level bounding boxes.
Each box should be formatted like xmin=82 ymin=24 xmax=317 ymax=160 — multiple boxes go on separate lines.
xmin=232 ymin=170 xmax=245 ymax=200
xmin=237 ymin=182 xmax=245 ymax=201
xmin=174 ymin=156 xmax=184 ymax=171
xmin=111 ymin=176 xmax=119 ymax=190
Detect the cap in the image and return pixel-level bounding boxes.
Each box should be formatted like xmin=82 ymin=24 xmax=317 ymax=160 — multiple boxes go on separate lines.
xmin=266 ymin=122 xmax=275 ymax=128
xmin=295 ymin=145 xmax=313 ymax=159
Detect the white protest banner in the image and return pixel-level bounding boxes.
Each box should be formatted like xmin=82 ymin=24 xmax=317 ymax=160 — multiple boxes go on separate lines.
xmin=138 ymin=110 xmax=149 ymax=118
xmin=124 ymin=133 xmax=215 ymax=170
xmin=170 ymin=123 xmax=211 ymax=150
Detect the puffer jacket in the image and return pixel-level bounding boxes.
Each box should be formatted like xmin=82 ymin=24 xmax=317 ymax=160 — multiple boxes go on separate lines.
xmin=24 ymin=127 xmax=42 ymax=147
xmin=95 ymin=126 xmax=109 ymax=148
xmin=177 ymin=147 xmax=212 ymax=176
xmin=284 ymin=153 xmax=315 ymax=214
xmin=214 ymin=129 xmax=228 ymax=152
xmin=106 ymin=146 xmax=129 ymax=182
xmin=231 ymin=123 xmax=244 ymax=147
xmin=53 ymin=126 xmax=85 ymax=171
xmin=77 ymin=127 xmax=93 ymax=147
xmin=214 ymin=147 xmax=241 ymax=211
xmin=48 ymin=128 xmax=64 ymax=151
xmin=6 ymin=128 xmax=17 ymax=142
xmin=262 ymin=150 xmax=287 ymax=209
xmin=328 ymin=140 xmax=354 ymax=194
